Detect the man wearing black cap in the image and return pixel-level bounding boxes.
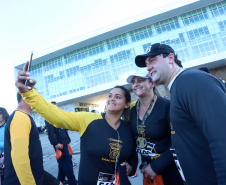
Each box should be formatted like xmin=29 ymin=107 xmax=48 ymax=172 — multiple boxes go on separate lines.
xmin=135 ymin=43 xmax=226 ymax=185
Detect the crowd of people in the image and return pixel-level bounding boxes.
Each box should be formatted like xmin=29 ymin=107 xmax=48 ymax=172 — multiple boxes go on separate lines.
xmin=0 ymin=43 xmax=225 ymax=185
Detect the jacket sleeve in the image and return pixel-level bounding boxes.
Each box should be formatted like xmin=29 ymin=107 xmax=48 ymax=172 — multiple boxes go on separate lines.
xmin=150 ymin=100 xmax=174 ymax=174
xmin=20 ymin=89 xmax=102 ymax=137
xmin=150 ymin=149 xmax=174 ymax=174
xmin=178 ymin=72 xmax=226 ymax=184
xmin=127 ymin=132 xmax=138 ymax=176
xmin=10 ymin=111 xmax=36 ymax=185
xmin=45 ymin=120 xmax=59 ymax=146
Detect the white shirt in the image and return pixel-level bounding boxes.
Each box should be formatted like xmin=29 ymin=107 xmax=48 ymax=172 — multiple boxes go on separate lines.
xmin=168 ymin=69 xmax=184 ymax=91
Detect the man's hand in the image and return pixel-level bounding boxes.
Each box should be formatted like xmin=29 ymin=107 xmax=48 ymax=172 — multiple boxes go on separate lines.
xmin=55 ymin=143 xmax=63 ymax=149
xmin=121 ymin=162 xmax=132 ymax=176
xmin=15 ymin=61 xmax=36 ymax=93
xmin=140 ymin=164 xmax=156 ymax=179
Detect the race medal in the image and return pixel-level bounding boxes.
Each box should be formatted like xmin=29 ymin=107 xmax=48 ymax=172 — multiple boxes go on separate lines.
xmin=136 ymin=137 xmax=147 ymax=148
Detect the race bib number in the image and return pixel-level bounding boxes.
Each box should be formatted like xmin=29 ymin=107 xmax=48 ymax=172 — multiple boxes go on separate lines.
xmin=97 ymin=172 xmax=115 ymax=185
xmin=170 ymin=148 xmax=186 ymax=182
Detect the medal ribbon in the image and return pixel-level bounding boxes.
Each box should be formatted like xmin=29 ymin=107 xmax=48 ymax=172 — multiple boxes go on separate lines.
xmin=136 ymin=95 xmax=156 ymax=137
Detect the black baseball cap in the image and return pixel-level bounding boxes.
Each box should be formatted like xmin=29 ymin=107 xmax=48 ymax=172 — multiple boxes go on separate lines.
xmin=135 ymin=43 xmax=175 ymax=67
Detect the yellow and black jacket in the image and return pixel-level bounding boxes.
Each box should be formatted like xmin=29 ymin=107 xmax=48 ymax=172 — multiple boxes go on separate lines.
xmin=21 ymin=89 xmax=137 ymax=185
xmin=4 ymin=110 xmax=43 ymax=185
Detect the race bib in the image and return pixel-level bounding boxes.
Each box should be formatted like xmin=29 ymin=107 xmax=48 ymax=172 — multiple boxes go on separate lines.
xmin=170 ymin=148 xmax=186 ymax=182
xmin=136 ymin=142 xmax=158 ymax=157
xmin=97 ymin=172 xmax=115 ymax=185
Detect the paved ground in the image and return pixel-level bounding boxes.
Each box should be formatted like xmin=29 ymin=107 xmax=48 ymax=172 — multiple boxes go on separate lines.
xmin=40 ymin=130 xmax=142 ymax=184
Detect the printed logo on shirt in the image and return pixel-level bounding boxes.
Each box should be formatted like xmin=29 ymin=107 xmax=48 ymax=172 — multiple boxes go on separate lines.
xmin=101 ymin=138 xmax=122 ymax=163
xmin=170 ymin=148 xmax=186 ymax=182
xmin=109 ymin=142 xmax=122 ymax=159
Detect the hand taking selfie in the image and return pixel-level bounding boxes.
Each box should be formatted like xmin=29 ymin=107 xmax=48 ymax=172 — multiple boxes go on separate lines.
xmin=15 ymin=61 xmax=36 ymax=93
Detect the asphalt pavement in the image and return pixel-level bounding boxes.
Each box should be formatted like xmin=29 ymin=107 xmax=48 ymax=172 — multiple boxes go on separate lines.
xmin=40 ymin=130 xmax=142 ymax=184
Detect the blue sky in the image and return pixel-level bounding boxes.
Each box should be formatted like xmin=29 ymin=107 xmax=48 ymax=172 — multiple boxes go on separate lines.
xmin=0 ymin=0 xmax=179 ymax=114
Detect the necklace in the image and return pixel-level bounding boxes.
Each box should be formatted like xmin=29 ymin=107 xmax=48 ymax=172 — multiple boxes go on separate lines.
xmin=136 ymin=95 xmax=156 ymax=148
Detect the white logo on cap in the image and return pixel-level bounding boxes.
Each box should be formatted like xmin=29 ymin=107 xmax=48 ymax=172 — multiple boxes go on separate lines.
xmin=146 ymin=46 xmax=152 ymax=53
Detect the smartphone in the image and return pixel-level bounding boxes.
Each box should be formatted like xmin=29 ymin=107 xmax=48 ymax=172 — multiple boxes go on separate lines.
xmin=25 ymin=51 xmax=33 ymax=86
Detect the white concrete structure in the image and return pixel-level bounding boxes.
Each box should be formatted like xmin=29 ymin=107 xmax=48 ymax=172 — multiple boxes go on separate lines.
xmin=14 ymin=0 xmax=226 ymax=126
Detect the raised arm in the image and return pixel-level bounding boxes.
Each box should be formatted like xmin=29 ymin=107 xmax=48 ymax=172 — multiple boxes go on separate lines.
xmin=15 ymin=61 xmax=102 ymax=136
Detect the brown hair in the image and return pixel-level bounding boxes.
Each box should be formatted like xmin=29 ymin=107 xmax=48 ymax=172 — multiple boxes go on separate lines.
xmin=162 ymin=53 xmax=183 ymax=68
xmin=111 ymin=86 xmax=131 ymax=123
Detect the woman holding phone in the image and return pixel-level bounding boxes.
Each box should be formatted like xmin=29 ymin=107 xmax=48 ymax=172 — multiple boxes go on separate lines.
xmin=15 ymin=61 xmax=138 ymax=185
xmin=126 ymin=71 xmax=183 ymax=185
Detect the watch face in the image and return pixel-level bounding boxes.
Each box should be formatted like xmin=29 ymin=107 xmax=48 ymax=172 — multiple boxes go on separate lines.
xmin=139 ymin=161 xmax=148 ymax=170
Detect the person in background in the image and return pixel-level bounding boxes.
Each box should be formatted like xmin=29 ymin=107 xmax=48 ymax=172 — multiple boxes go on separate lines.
xmin=198 ymin=66 xmax=211 ymax=73
xmin=126 ymin=72 xmax=183 ymax=185
xmin=45 ymin=100 xmax=78 ymax=185
xmin=4 ymin=93 xmax=62 ymax=185
xmin=135 ymin=43 xmax=226 ymax=184
xmin=199 ymin=66 xmax=226 ymax=87
xmin=0 ymin=107 xmax=9 ymax=154
xmin=15 ymin=61 xmax=138 ymax=185
xmin=0 ymin=107 xmax=9 ymax=185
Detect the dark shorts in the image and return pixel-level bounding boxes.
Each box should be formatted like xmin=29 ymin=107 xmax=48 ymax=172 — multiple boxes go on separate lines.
xmin=43 ymin=170 xmax=60 ymax=185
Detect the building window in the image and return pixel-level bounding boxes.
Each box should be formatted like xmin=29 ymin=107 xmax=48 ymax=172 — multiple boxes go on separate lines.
xmin=106 ymin=33 xmax=128 ymax=50
xmin=209 ymin=1 xmax=226 ymax=17
xmin=218 ymin=20 xmax=226 ymax=31
xmin=187 ymin=26 xmax=210 ymax=42
xmin=64 ymin=41 xmax=105 ymax=63
xmin=181 ymin=8 xmax=208 ymax=26
xmin=155 ymin=17 xmax=180 ymax=34
xmin=130 ymin=25 xmax=152 ymax=42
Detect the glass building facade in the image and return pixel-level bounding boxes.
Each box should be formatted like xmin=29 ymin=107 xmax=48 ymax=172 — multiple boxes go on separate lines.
xmin=29 ymin=1 xmax=226 ymax=100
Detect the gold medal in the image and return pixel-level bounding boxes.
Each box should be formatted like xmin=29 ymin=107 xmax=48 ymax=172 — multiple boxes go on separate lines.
xmin=136 ymin=137 xmax=147 ymax=148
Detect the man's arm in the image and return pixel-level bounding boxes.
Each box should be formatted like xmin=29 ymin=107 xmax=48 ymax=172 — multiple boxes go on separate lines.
xmin=179 ymin=72 xmax=226 ymax=184
xmin=45 ymin=120 xmax=60 ymax=147
xmin=10 ymin=111 xmax=36 ymax=185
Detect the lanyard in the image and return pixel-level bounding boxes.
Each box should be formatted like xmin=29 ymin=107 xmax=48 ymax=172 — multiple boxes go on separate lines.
xmin=114 ymin=130 xmax=120 ymax=176
xmin=136 ymin=95 xmax=156 ymax=137
xmin=103 ymin=113 xmax=120 ymax=178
